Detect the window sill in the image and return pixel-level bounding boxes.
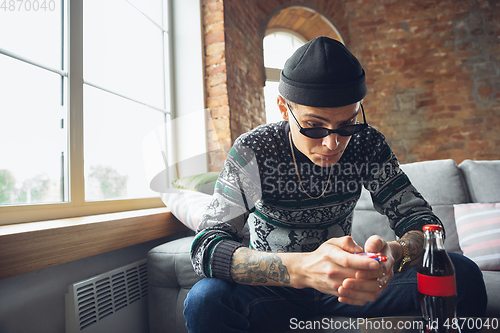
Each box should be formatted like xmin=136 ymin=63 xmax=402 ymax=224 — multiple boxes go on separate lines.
xmin=0 ymin=208 xmax=189 ymax=280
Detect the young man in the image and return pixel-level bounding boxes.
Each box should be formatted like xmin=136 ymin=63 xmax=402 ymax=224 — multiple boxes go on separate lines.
xmin=184 ymin=37 xmax=486 ymax=332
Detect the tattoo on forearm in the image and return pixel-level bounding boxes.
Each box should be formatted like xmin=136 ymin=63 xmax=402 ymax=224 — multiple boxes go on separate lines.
xmin=231 ymin=248 xmax=290 ymax=284
xmin=400 ymin=230 xmax=424 ymax=265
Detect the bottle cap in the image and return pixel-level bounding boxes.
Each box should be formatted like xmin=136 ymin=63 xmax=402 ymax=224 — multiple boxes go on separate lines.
xmin=423 ymin=224 xmax=442 ymax=232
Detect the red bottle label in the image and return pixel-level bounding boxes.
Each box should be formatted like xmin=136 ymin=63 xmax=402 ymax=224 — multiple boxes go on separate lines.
xmin=417 ymin=273 xmax=456 ymax=297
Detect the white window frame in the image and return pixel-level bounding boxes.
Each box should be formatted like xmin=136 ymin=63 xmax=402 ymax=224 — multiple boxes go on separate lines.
xmin=263 ymin=29 xmax=308 ymax=83
xmin=263 ymin=30 xmax=308 ymax=124
xmin=0 ymin=0 xmax=176 ymax=225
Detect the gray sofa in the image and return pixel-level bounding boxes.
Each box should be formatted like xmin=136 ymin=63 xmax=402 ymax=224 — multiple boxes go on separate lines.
xmin=147 ymin=159 xmax=500 ymax=333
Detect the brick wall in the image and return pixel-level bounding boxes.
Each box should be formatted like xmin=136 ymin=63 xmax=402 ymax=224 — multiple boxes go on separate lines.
xmin=202 ymin=0 xmax=228 ymax=170
xmin=347 ymin=0 xmax=500 ymax=163
xmin=202 ymin=0 xmax=500 ymax=171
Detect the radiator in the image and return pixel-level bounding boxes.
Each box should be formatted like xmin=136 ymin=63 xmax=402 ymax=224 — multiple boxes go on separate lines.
xmin=65 ymin=259 xmax=149 ymax=333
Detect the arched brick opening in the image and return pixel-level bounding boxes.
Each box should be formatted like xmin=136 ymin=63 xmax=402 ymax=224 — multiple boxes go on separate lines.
xmin=265 ymin=6 xmax=343 ymax=43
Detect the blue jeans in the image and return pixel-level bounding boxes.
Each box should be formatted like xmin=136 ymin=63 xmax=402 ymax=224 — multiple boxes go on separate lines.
xmin=183 ymin=253 xmax=487 ymax=333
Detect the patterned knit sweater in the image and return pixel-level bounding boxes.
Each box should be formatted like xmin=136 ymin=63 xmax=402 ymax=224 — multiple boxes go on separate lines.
xmin=191 ymin=121 xmax=442 ymax=281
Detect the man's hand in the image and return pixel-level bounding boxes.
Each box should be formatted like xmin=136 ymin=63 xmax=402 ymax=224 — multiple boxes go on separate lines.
xmin=231 ymin=236 xmax=379 ymax=300
xmin=336 ymin=235 xmax=395 ymax=305
xmin=230 ymin=233 xmax=423 ymax=307
xmin=297 ymin=236 xmax=380 ymax=299
xmin=336 ymin=230 xmax=425 ymax=305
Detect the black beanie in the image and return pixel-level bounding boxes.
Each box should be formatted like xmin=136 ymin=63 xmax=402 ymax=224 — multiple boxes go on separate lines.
xmin=278 ymin=36 xmax=367 ymax=107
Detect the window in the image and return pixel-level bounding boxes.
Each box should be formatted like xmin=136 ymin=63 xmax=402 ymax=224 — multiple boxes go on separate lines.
xmin=263 ymin=31 xmax=306 ymax=124
xmin=0 ymin=0 xmax=171 ymax=225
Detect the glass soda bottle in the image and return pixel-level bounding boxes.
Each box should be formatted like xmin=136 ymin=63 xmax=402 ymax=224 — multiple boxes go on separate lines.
xmin=418 ymin=224 xmax=460 ymax=333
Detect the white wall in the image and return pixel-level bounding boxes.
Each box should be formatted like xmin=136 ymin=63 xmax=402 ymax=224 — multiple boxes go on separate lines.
xmin=0 ymin=233 xmax=190 ymax=333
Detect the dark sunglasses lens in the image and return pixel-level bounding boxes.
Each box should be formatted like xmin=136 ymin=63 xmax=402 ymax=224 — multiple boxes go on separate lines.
xmin=302 ymin=124 xmax=367 ymax=138
xmin=337 ymin=124 xmax=366 ymax=136
xmin=303 ymin=128 xmax=329 ymax=138
xmin=336 ymin=126 xmax=358 ymax=137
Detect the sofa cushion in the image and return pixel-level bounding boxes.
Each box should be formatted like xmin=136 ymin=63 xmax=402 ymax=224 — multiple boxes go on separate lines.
xmin=459 ymin=160 xmax=500 ymax=203
xmin=354 ymin=160 xmax=467 ymax=253
xmin=454 ymin=203 xmax=500 ymax=271
xmin=161 ymin=191 xmax=213 ymax=231
xmin=171 ymin=172 xmax=219 ymax=195
xmin=160 ymin=190 xmax=250 ymax=241
xmin=400 ymin=159 xmax=469 ymax=253
xmin=482 ymin=271 xmax=500 ymax=317
xmin=148 ymin=236 xmax=201 ymax=289
xmin=353 ymin=191 xmax=462 ymax=254
xmin=430 ymin=206 xmax=462 ymax=254
xmin=399 ymin=159 xmax=470 ymax=206
xmin=148 ymin=236 xmax=200 ymax=333
xmin=351 ymin=207 xmax=396 ymax=247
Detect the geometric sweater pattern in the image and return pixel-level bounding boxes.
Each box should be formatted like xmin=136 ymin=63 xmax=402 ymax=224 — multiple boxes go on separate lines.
xmin=191 ymin=121 xmax=442 ymax=281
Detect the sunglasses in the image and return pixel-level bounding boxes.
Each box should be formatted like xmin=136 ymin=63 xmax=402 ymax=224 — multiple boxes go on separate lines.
xmin=286 ymin=103 xmax=368 ymax=139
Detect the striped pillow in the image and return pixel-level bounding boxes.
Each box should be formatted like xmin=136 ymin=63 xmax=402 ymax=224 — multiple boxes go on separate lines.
xmin=454 ymin=203 xmax=500 ymax=271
